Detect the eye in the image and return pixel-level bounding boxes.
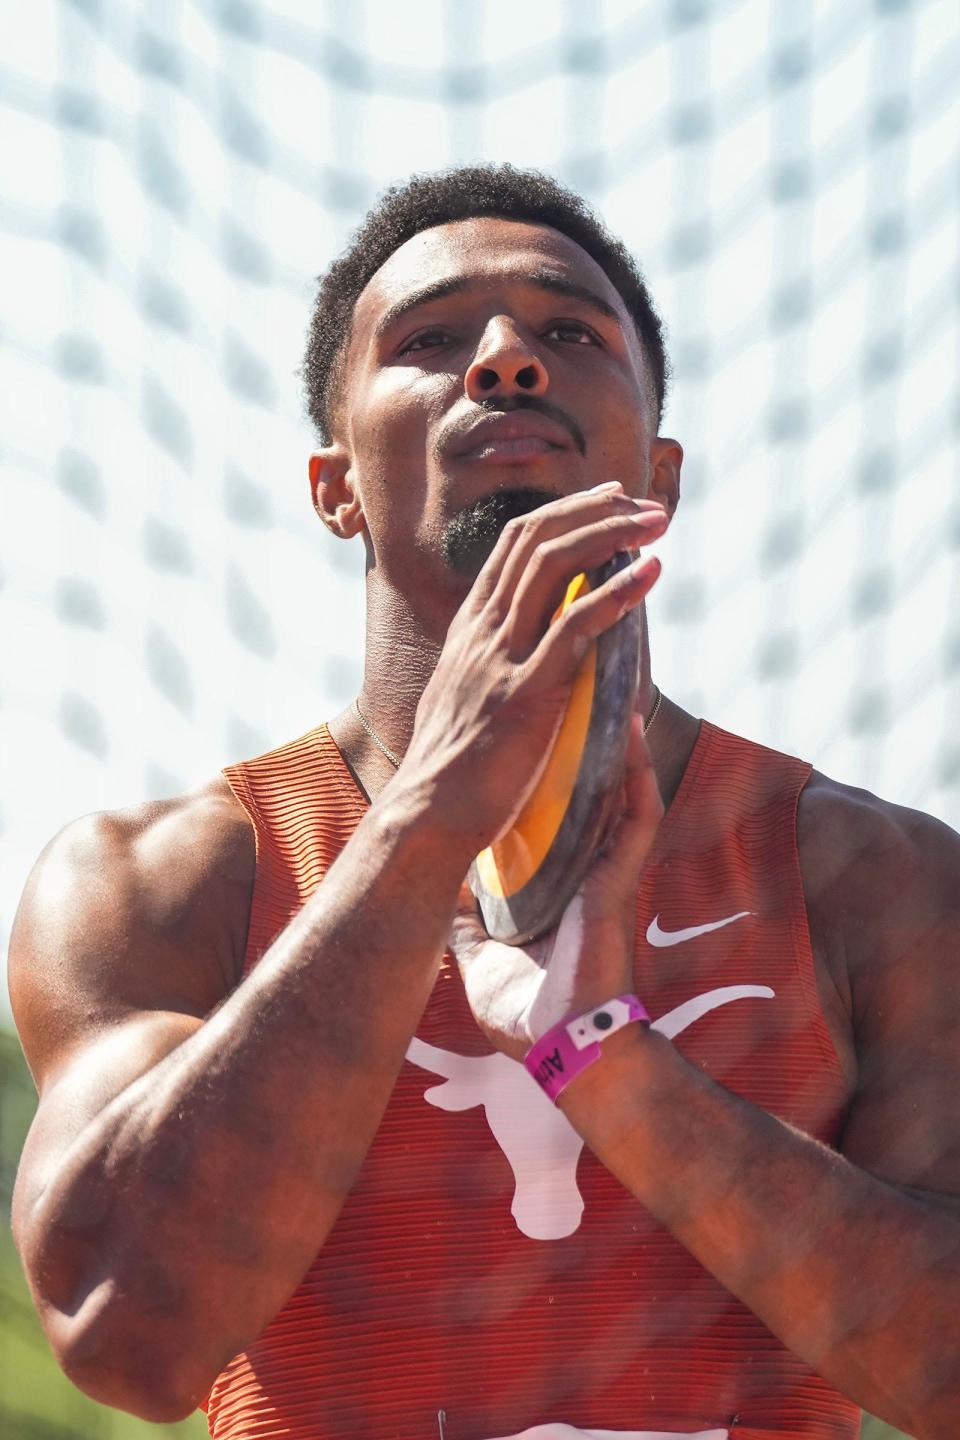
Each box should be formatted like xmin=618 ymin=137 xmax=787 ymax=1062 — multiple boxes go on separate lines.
xmin=544 ymin=320 xmax=600 ymax=345
xmin=398 ymin=328 xmax=451 ymax=355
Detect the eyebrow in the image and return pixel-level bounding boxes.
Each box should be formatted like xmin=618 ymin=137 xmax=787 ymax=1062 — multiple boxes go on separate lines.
xmin=374 ymin=268 xmax=623 ymax=340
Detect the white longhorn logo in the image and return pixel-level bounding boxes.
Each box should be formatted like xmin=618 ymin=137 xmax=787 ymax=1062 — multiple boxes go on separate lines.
xmin=406 ymin=986 xmax=774 ymax=1241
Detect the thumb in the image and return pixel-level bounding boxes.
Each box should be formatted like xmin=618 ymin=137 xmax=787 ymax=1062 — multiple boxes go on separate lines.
xmin=593 ymin=712 xmax=664 ymax=898
xmin=449 ymin=881 xmax=490 ymax=961
xmin=621 ymin=709 xmax=665 ymax=858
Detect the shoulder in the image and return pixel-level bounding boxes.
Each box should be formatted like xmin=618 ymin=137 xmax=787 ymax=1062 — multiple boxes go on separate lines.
xmin=798 ymin=778 xmax=960 ymax=1193
xmin=797 ymin=768 xmax=960 ymax=992
xmin=27 ymin=774 xmax=255 ymax=938
xmin=693 ymin=718 xmax=959 ymax=903
xmin=798 ymin=768 xmax=959 ymax=899
xmin=9 ymin=776 xmax=256 ymax=1086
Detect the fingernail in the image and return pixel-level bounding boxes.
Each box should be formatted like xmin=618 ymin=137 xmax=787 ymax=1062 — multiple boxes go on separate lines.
xmin=588 ymin=480 xmax=622 ymax=493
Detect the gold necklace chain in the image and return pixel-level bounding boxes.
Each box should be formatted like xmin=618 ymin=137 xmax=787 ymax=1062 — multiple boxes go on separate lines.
xmin=355 ymin=684 xmax=663 ymax=773
xmin=643 ymin=682 xmax=663 ymax=736
xmin=354 ymin=696 xmax=404 ymax=769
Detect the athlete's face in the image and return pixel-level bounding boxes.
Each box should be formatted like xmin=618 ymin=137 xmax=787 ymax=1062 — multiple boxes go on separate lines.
xmin=310 ymin=218 xmax=681 ymax=612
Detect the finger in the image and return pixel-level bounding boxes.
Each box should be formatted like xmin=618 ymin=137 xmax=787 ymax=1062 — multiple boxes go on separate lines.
xmin=620 ymin=712 xmax=664 ymax=859
xmin=449 ymin=883 xmax=490 ymax=959
xmin=493 ymin=494 xmax=667 ymax=619
xmin=468 ymin=485 xmax=665 ymax=612
xmin=465 ymin=488 xmax=623 ymax=610
xmin=591 ymin=714 xmax=664 ymax=899
xmin=533 ymin=554 xmax=662 ymax=685
xmin=505 ymin=510 xmax=669 ymax=657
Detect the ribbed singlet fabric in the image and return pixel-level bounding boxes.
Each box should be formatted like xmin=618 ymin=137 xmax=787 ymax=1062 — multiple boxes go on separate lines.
xmin=205 ymin=719 xmax=860 ymax=1440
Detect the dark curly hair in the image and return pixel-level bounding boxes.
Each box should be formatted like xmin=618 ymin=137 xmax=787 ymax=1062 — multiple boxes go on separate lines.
xmin=303 ymin=163 xmax=670 ymax=443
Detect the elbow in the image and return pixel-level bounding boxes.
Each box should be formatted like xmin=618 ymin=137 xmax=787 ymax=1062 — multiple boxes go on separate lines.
xmin=63 ymin=1357 xmax=200 ymax=1424
xmin=17 ymin=1201 xmax=235 ymax=1419
xmin=16 ymin=1187 xmax=224 ymax=1420
xmin=36 ymin=1275 xmax=218 ymax=1424
xmin=914 ymin=1384 xmax=960 ymax=1440
xmin=891 ymin=1354 xmax=960 ymax=1440
xmin=55 ymin=1314 xmax=213 ymax=1423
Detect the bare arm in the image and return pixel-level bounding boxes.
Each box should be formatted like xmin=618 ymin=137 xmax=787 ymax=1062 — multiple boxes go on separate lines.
xmin=11 ymin=487 xmax=668 ymax=1422
xmin=10 ymin=780 xmax=471 ymax=1421
xmin=556 ymin=788 xmax=960 ymax=1439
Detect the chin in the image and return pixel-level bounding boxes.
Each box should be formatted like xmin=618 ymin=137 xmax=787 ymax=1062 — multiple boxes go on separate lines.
xmin=441 ymin=486 xmax=557 ymax=578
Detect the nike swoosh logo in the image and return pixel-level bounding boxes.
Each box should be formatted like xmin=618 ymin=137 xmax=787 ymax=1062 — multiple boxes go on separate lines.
xmin=646 ymin=911 xmax=754 ymax=947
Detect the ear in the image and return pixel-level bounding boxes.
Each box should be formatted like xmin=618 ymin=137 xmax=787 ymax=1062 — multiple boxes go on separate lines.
xmin=648 ymin=437 xmax=683 ymax=518
xmin=309 ymin=447 xmax=365 ymax=539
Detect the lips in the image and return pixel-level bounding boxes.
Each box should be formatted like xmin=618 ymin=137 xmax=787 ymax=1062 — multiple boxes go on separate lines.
xmin=450 ymin=412 xmax=574 ymax=462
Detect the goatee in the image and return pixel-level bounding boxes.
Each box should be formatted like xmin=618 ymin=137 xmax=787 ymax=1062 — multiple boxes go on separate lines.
xmin=442 ymin=488 xmax=555 ymax=578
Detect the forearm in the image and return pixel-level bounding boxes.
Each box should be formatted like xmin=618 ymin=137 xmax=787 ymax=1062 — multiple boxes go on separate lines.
xmin=560 ymin=1027 xmax=960 ymax=1438
xmin=22 ymin=785 xmax=470 ymax=1417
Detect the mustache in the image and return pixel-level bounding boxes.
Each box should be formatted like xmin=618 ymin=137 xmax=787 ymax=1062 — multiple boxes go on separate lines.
xmin=435 ymin=395 xmax=587 ymax=460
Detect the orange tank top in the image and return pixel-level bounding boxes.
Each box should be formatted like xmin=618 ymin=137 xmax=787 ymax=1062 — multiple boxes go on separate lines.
xmin=206 ymin=718 xmax=859 ymax=1440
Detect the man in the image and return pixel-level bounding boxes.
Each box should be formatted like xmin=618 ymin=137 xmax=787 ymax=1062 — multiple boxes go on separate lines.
xmin=9 ymin=165 xmax=960 ymax=1440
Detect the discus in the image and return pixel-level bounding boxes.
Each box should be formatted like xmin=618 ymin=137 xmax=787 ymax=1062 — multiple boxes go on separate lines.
xmin=468 ymin=551 xmax=641 ymax=945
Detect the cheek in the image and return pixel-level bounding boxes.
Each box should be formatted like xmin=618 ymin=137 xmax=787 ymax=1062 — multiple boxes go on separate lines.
xmin=595 ymin=382 xmax=650 ymax=464
xmin=592 ymin=414 xmax=647 ymax=476
xmin=355 ymin=383 xmax=451 ymax=493
xmin=581 ymin=363 xmax=645 ymax=433
xmin=364 ymin=366 xmax=453 ymax=440
xmin=349 ymin=375 xmax=455 ymax=527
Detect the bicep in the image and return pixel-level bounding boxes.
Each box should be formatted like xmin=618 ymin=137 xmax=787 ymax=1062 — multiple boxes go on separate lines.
xmin=838 ymin=809 xmax=960 ymax=1204
xmin=9 ymin=803 xmax=243 ymax=1227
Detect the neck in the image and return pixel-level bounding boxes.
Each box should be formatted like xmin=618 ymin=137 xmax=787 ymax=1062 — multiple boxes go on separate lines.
xmin=359 ymin=580 xmax=444 ymax=756
xmin=333 ymin=580 xmax=700 ymax=810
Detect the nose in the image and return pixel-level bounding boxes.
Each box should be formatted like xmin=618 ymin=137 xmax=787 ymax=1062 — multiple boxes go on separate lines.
xmin=464 ymin=317 xmax=549 ymax=402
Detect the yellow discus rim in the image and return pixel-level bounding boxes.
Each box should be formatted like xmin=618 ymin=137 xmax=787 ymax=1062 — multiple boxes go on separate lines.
xmin=474 ymin=571 xmax=597 ymax=900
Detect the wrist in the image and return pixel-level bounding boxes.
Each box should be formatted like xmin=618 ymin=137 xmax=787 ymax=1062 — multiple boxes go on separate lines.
xmin=525 ymin=994 xmax=651 ymax=1103
xmin=374 ymin=777 xmax=480 ymax=864
xmin=322 ymin=795 xmax=469 ymax=973
xmin=368 ymin=775 xmax=479 ymax=879
xmin=557 ymin=1020 xmax=675 ymax=1142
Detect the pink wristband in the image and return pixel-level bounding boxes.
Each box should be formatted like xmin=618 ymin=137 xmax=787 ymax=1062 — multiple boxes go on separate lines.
xmin=524 ymin=994 xmax=650 ymax=1103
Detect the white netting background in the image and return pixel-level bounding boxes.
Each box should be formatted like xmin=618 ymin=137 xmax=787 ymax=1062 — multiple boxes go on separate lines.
xmin=2 ymin=0 xmax=958 ymax=994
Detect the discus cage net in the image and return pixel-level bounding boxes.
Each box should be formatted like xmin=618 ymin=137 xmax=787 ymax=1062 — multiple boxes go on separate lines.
xmin=1 ymin=3 xmax=957 ymax=1437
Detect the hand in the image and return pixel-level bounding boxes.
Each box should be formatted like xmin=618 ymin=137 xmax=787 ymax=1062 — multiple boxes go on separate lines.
xmin=448 ymin=712 xmax=664 ymax=1062
xmin=398 ymin=485 xmax=668 ymax=859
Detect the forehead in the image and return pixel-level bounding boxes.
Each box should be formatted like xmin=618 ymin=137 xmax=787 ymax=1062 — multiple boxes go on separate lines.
xmin=353 ymin=217 xmax=630 ymax=333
